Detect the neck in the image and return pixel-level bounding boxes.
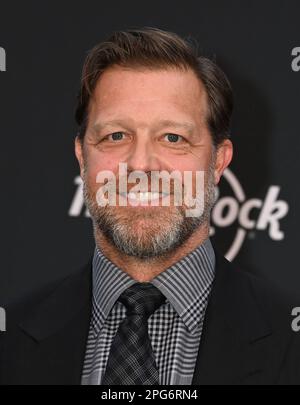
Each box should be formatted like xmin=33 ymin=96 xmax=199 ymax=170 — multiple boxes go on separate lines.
xmin=93 ymin=223 xmax=210 ymax=282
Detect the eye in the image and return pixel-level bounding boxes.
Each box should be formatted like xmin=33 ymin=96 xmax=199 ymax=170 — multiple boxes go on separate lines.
xmin=164 ymin=133 xmax=183 ymax=143
xmin=107 ymin=132 xmax=125 ymax=141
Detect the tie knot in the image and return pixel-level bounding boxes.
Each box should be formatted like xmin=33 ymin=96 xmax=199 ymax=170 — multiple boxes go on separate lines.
xmin=118 ymin=282 xmax=166 ymax=319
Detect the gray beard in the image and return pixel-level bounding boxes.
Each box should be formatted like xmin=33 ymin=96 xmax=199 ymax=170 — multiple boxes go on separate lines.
xmin=83 ymin=165 xmax=216 ymax=260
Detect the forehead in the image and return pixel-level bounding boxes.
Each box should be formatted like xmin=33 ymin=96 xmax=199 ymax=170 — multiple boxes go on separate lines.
xmin=89 ymin=66 xmax=208 ymax=123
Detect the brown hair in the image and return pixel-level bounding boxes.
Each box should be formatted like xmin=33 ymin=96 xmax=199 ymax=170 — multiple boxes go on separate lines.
xmin=75 ymin=27 xmax=233 ymax=146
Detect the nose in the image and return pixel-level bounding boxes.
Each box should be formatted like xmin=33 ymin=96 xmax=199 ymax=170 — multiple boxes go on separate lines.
xmin=126 ymin=133 xmax=161 ymax=173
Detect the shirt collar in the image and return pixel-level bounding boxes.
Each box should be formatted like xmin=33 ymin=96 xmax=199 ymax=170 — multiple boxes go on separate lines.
xmin=91 ymin=238 xmax=215 ymax=336
xmin=152 ymin=238 xmax=215 ymax=333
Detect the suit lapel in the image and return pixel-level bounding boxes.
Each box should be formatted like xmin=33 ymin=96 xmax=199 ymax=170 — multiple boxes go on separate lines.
xmin=192 ymin=252 xmax=273 ymax=385
xmin=10 ymin=251 xmax=277 ymax=385
xmin=17 ymin=258 xmax=93 ymax=384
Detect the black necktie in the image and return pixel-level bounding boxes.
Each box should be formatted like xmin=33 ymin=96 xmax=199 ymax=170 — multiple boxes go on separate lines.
xmin=101 ymin=282 xmax=166 ymax=385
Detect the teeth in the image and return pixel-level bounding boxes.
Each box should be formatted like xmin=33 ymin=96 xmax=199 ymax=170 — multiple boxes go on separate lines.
xmin=127 ymin=192 xmax=161 ymax=202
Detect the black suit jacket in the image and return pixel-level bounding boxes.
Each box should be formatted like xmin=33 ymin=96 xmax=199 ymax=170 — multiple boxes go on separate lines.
xmin=0 ymin=251 xmax=299 ymax=385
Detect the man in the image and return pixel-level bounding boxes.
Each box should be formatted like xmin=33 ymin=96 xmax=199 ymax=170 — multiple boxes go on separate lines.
xmin=0 ymin=27 xmax=299 ymax=385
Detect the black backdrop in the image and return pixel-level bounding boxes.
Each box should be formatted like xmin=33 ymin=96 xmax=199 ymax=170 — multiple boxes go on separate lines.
xmin=1 ymin=0 xmax=299 ymax=305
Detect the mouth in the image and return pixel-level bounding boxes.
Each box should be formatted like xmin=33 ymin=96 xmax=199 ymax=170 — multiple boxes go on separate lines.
xmin=118 ymin=191 xmax=171 ymax=205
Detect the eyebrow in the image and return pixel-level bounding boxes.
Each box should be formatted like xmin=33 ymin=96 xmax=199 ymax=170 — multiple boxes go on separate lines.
xmin=155 ymin=119 xmax=195 ymax=134
xmin=92 ymin=119 xmax=195 ymax=135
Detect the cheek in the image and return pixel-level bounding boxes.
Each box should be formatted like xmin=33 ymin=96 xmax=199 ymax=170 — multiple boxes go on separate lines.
xmin=87 ymin=149 xmax=120 ymax=174
xmin=172 ymin=154 xmax=211 ymax=174
xmin=174 ymin=153 xmax=214 ymax=194
xmin=84 ymin=152 xmax=119 ymax=192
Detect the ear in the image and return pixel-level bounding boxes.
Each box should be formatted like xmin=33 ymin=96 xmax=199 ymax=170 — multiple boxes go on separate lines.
xmin=74 ymin=136 xmax=85 ymax=179
xmin=214 ymin=139 xmax=233 ymax=185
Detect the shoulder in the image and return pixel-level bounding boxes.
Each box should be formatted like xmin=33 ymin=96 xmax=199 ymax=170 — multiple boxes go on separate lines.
xmin=213 ymin=250 xmax=298 ymax=333
xmin=1 ymin=257 xmax=93 ymax=331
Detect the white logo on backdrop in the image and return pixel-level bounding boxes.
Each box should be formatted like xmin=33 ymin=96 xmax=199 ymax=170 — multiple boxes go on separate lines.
xmin=69 ymin=168 xmax=289 ymax=261
xmin=209 ymin=169 xmax=289 ymax=260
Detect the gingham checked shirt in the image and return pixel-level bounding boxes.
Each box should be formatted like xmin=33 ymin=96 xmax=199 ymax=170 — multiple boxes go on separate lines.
xmin=81 ymin=238 xmax=215 ymax=385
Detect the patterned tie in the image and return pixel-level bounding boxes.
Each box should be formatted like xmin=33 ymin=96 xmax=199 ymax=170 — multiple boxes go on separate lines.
xmin=101 ymin=282 xmax=166 ymax=385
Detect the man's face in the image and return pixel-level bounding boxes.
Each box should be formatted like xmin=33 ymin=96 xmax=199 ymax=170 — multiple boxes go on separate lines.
xmin=75 ymin=66 xmax=232 ymax=259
